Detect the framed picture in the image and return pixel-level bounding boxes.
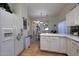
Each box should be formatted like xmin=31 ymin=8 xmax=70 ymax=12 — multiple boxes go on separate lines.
xmin=23 ymin=17 xmax=27 ymax=29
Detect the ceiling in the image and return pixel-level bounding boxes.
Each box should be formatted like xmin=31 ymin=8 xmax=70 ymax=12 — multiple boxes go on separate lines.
xmin=9 ymin=3 xmax=66 ymax=18
xmin=25 ymin=3 xmax=65 ymax=18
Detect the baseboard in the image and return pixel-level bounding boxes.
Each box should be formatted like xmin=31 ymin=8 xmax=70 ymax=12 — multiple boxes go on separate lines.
xmin=40 ymin=49 xmax=68 ymax=56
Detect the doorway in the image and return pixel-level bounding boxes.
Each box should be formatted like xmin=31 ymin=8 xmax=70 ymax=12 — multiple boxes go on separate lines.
xmin=31 ymin=20 xmax=49 ymax=43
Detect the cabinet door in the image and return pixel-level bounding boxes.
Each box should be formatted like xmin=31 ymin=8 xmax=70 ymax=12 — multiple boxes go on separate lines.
xmin=66 ymin=13 xmax=71 ymax=26
xmin=66 ymin=6 xmax=79 ymax=26
xmin=72 ymin=40 xmax=79 ymax=56
xmin=66 ymin=39 xmax=72 ymax=56
xmin=67 ymin=39 xmax=78 ymax=56
xmin=48 ymin=37 xmax=60 ymax=52
xmin=40 ymin=36 xmax=48 ymax=50
xmin=74 ymin=6 xmax=79 ymax=25
xmin=71 ymin=41 xmax=77 ymax=56
xmin=59 ymin=37 xmax=67 ymax=53
xmin=66 ymin=10 xmax=74 ymax=26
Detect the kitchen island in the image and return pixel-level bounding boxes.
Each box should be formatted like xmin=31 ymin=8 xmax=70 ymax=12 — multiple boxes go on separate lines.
xmin=40 ymin=33 xmax=79 ymax=56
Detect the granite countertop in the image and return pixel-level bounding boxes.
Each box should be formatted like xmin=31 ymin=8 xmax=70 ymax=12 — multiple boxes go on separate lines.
xmin=40 ymin=33 xmax=79 ymax=42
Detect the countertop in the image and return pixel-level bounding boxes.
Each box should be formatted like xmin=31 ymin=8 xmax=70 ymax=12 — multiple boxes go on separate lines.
xmin=40 ymin=33 xmax=79 ymax=42
xmin=40 ymin=33 xmax=66 ymax=37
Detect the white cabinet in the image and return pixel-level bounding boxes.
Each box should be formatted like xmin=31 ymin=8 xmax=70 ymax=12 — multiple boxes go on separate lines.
xmin=59 ymin=37 xmax=67 ymax=53
xmin=40 ymin=36 xmax=60 ymax=52
xmin=40 ymin=36 xmax=67 ymax=53
xmin=71 ymin=40 xmax=77 ymax=56
xmin=40 ymin=34 xmax=79 ymax=56
xmin=66 ymin=6 xmax=79 ymax=26
xmin=48 ymin=37 xmax=60 ymax=52
xmin=66 ymin=9 xmax=75 ymax=26
xmin=72 ymin=40 xmax=79 ymax=56
xmin=66 ymin=38 xmax=72 ymax=56
xmin=74 ymin=6 xmax=79 ymax=25
xmin=66 ymin=38 xmax=79 ymax=56
xmin=40 ymin=36 xmax=49 ymax=51
xmin=66 ymin=39 xmax=76 ymax=56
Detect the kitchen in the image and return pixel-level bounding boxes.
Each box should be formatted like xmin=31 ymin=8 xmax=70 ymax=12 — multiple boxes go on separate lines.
xmin=0 ymin=3 xmax=79 ymax=56
xmin=40 ymin=4 xmax=79 ymax=56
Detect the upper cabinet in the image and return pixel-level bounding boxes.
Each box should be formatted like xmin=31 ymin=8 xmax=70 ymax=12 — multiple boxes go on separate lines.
xmin=66 ymin=6 xmax=79 ymax=26
xmin=74 ymin=6 xmax=79 ymax=25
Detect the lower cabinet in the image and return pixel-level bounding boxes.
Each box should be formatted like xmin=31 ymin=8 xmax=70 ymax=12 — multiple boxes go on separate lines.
xmin=40 ymin=36 xmax=49 ymax=51
xmin=48 ymin=37 xmax=60 ymax=52
xmin=60 ymin=38 xmax=79 ymax=56
xmin=71 ymin=40 xmax=79 ymax=56
xmin=66 ymin=38 xmax=79 ymax=56
xmin=72 ymin=44 xmax=77 ymax=56
xmin=40 ymin=35 xmax=79 ymax=56
xmin=40 ymin=36 xmax=67 ymax=53
xmin=59 ymin=37 xmax=67 ymax=53
xmin=66 ymin=38 xmax=72 ymax=56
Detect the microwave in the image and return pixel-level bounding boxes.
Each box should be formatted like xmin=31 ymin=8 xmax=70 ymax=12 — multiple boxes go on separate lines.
xmin=70 ymin=26 xmax=79 ymax=36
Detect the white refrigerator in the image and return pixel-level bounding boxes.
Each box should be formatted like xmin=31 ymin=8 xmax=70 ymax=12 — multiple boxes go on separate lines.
xmin=0 ymin=9 xmax=24 ymax=56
